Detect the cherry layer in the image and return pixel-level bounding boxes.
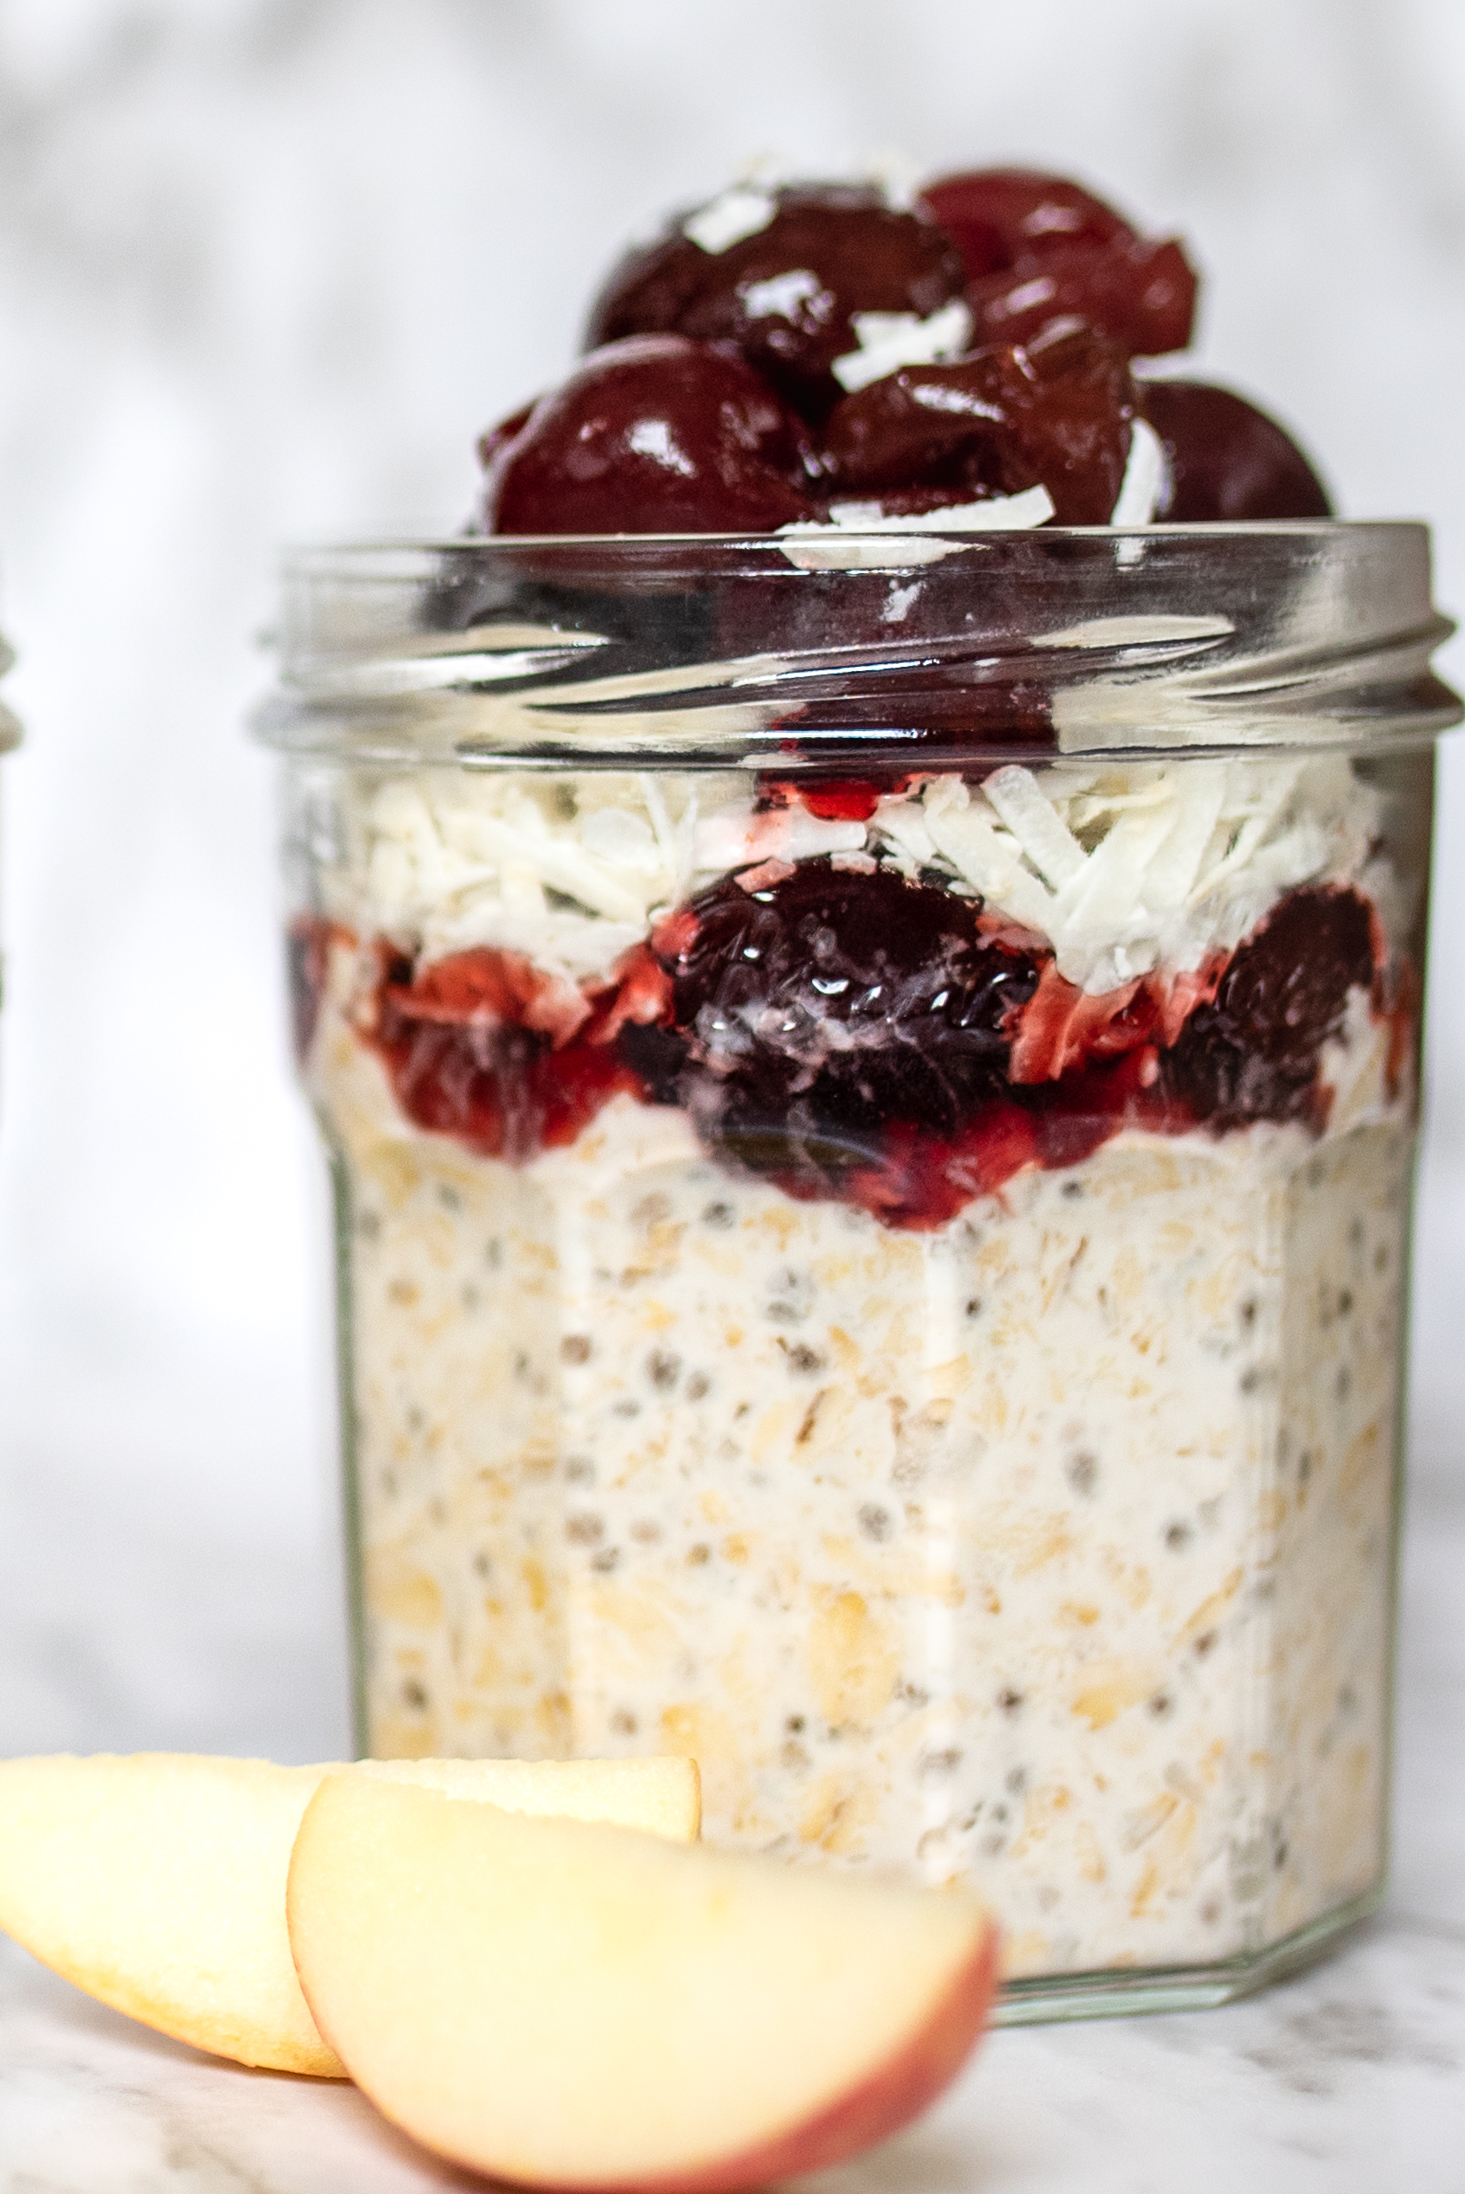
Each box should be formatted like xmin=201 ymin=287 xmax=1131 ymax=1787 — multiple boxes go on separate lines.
xmin=482 ymin=336 xmax=818 ymax=536
xmin=1140 ymin=379 xmax=1332 ymax=520
xmin=312 ymin=867 xmax=1387 ymax=1232
xmin=584 ymin=182 xmax=967 ymax=419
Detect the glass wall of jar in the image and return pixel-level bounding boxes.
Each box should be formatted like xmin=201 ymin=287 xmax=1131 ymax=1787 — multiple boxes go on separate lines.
xmin=257 ymin=524 xmax=1457 ymax=2020
xmin=0 ymin=623 xmax=21 ymax=1022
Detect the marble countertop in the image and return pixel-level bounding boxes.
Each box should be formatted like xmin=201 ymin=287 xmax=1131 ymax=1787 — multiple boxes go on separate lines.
xmin=0 ymin=1911 xmax=1461 ymax=2194
xmin=0 ymin=1446 xmax=1460 ymax=2192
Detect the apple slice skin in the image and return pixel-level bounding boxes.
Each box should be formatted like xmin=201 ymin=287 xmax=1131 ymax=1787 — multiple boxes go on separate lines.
xmin=610 ymin=1930 xmax=999 ymax=2194
xmin=0 ymin=1752 xmax=700 ymax=2080
xmin=405 ymin=1947 xmax=1000 ymax=2194
xmin=288 ymin=1776 xmax=998 ymax=2193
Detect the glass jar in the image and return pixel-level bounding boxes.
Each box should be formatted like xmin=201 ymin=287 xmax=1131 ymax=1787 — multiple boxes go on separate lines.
xmin=0 ymin=622 xmax=20 ymax=987
xmin=256 ymin=523 xmax=1457 ymax=2021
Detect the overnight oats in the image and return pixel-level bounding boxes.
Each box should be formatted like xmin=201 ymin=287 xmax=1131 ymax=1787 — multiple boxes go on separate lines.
xmin=259 ymin=166 xmax=1459 ymax=2017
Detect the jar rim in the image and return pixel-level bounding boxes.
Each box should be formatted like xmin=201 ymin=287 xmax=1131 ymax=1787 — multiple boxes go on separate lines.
xmin=255 ymin=522 xmax=1461 ymax=769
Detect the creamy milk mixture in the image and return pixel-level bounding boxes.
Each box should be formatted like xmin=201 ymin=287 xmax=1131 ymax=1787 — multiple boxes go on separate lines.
xmin=298 ymin=756 xmax=1412 ymax=1980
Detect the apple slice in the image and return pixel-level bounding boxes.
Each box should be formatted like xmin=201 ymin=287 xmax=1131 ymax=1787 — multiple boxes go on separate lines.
xmin=288 ymin=1776 xmax=997 ymax=2190
xmin=0 ymin=1752 xmax=699 ymax=2078
xmin=355 ymin=1754 xmax=700 ymax=1844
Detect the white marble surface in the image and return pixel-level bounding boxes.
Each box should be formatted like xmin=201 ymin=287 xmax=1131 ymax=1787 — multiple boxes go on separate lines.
xmin=0 ymin=1916 xmax=1462 ymax=2192
xmin=0 ymin=0 xmax=1461 ymax=2183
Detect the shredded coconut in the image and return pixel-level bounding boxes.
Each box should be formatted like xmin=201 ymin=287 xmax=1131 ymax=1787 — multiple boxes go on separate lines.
xmin=334 ymin=754 xmax=1383 ymax=1002
xmin=775 ymin=485 xmax=1055 ymax=568
xmin=683 ymin=187 xmax=777 ymax=254
xmin=830 ymin=299 xmax=975 ymax=393
xmin=737 ymin=268 xmax=825 ymax=321
xmin=876 ymin=758 xmax=1378 ymax=992
xmin=1109 ymin=416 xmax=1168 ymax=526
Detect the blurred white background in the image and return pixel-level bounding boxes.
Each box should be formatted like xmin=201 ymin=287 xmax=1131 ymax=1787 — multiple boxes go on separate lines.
xmin=0 ymin=0 xmax=1460 ymax=1767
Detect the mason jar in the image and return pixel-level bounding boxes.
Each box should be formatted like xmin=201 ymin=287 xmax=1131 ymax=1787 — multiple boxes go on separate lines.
xmin=0 ymin=620 xmax=20 ymax=999
xmin=256 ymin=523 xmax=1457 ymax=2021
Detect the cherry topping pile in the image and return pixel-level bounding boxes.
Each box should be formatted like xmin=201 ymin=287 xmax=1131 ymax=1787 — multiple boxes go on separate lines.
xmin=919 ymin=171 xmax=1134 ymax=276
xmin=477 ymin=165 xmax=1332 ymax=535
xmin=586 ymin=182 xmax=967 ymax=418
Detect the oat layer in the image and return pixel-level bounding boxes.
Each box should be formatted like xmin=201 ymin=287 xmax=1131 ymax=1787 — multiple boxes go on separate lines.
xmin=312 ymin=973 xmax=1408 ymax=1980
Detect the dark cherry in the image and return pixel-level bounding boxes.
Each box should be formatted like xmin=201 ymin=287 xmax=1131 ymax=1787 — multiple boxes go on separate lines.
xmin=476 ymin=399 xmax=535 ymax=475
xmin=964 ymin=237 xmax=1197 ymax=358
xmin=1162 ymin=887 xmax=1373 ymax=1129
xmin=818 ymin=353 xmax=1032 ymax=499
xmin=919 ymin=169 xmax=1135 ymax=280
xmin=481 ymin=336 xmax=818 ymax=534
xmin=584 ymin=183 xmax=968 ymax=418
xmin=1011 ymin=323 xmax=1139 ymax=523
xmin=819 ymin=323 xmax=1136 ymax=525
xmin=917 ymin=167 xmax=1196 ymax=357
xmin=658 ymin=861 xmax=1040 ymax=1178
xmin=614 ymin=1018 xmax=690 ymax=1106
xmin=1141 ymin=380 xmax=1332 ymax=520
